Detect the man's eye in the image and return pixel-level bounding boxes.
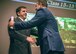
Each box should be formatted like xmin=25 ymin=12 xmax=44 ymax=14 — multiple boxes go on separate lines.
xmin=22 ymin=11 xmax=25 ymax=12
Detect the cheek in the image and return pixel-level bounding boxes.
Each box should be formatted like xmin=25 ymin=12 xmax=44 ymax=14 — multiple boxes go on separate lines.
xmin=21 ymin=12 xmax=25 ymax=15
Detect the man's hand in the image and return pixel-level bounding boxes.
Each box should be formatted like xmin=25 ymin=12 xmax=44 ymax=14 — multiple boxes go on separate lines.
xmin=9 ymin=16 xmax=15 ymax=27
xmin=26 ymin=37 xmax=36 ymax=44
xmin=30 ymin=36 xmax=37 ymax=43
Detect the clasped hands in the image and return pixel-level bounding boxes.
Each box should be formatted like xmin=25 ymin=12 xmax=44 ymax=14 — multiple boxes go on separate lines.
xmin=26 ymin=36 xmax=37 ymax=44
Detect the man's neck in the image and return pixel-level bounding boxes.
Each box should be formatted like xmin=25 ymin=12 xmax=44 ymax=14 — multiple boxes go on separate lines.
xmin=37 ymin=6 xmax=46 ymax=11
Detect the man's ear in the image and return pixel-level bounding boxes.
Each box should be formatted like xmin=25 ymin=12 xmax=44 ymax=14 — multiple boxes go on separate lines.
xmin=17 ymin=12 xmax=20 ymax=16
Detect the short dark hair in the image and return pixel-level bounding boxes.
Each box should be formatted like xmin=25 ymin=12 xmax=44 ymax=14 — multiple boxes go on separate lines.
xmin=16 ymin=6 xmax=26 ymax=16
xmin=38 ymin=0 xmax=47 ymax=7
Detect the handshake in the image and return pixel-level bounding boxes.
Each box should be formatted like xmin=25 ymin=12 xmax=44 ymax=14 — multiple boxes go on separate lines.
xmin=26 ymin=36 xmax=37 ymax=44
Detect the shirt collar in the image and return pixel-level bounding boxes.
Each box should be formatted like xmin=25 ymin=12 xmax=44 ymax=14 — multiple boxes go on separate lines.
xmin=18 ymin=17 xmax=25 ymax=21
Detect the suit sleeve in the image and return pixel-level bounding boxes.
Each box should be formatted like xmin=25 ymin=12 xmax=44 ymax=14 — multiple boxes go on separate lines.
xmin=8 ymin=25 xmax=27 ymax=42
xmin=14 ymin=10 xmax=47 ymax=30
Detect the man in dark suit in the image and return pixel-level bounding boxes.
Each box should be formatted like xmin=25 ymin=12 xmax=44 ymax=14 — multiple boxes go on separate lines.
xmin=8 ymin=6 xmax=37 ymax=54
xmin=9 ymin=0 xmax=65 ymax=54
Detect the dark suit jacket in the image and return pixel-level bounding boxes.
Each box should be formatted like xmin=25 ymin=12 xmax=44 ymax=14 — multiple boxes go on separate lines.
xmin=8 ymin=17 xmax=37 ymax=54
xmin=14 ymin=8 xmax=65 ymax=54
